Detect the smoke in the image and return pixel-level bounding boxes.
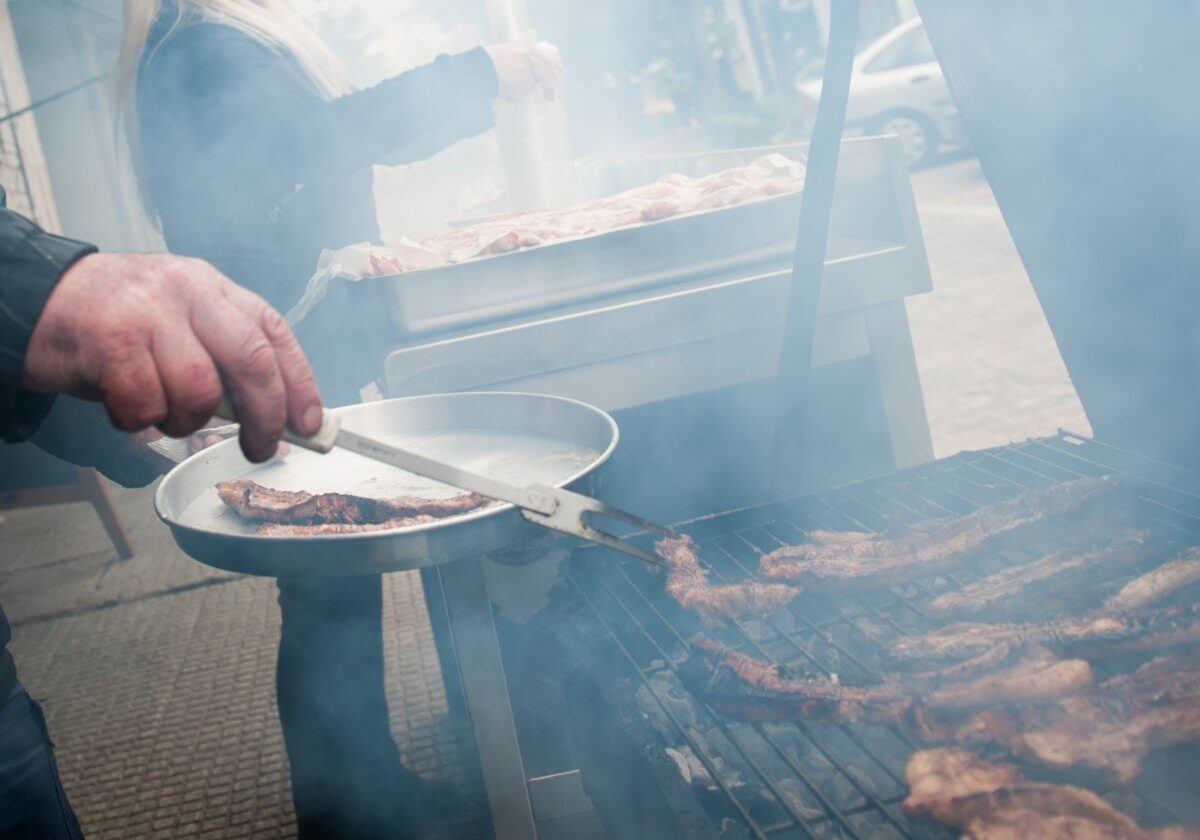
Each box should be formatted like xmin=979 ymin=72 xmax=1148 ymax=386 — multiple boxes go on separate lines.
xmin=918 ymin=0 xmax=1200 ymax=470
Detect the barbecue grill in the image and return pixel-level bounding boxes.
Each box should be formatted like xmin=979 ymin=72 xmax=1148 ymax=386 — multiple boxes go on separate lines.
xmin=540 ymin=432 xmax=1200 ymax=839
xmin=372 ymin=2 xmax=1200 ymax=837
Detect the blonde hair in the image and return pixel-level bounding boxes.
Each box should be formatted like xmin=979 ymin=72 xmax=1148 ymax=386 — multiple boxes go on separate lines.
xmin=115 ymin=0 xmax=349 ymax=214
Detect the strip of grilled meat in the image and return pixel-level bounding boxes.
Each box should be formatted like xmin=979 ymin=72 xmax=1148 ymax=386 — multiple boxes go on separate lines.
xmin=941 ymin=658 xmax=1200 ymax=785
xmin=682 ymin=639 xmax=910 ymax=724
xmin=681 ymin=640 xmax=1092 ymax=725
xmin=655 ymin=536 xmax=800 ymax=621
xmin=759 ymin=476 xmax=1122 ymax=587
xmin=903 ymin=749 xmax=1199 ymax=839
xmin=890 ymin=601 xmax=1200 ymax=663
xmin=216 ymin=479 xmax=491 ymax=526
xmin=1105 ymin=547 xmax=1200 ymax=613
xmin=255 ymin=516 xmax=437 ymax=536
xmin=928 ymin=532 xmax=1153 ymax=619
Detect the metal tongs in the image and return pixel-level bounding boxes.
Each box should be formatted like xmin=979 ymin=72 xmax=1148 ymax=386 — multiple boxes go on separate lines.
xmin=218 ymin=399 xmax=672 ymax=566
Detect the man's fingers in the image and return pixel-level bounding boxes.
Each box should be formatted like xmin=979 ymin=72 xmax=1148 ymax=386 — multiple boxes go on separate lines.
xmin=99 ymin=348 xmax=170 ymax=432
xmin=151 ymin=326 xmax=224 ymax=438
xmin=189 ymin=297 xmax=287 ymax=462
xmin=218 ymin=283 xmax=323 ymax=437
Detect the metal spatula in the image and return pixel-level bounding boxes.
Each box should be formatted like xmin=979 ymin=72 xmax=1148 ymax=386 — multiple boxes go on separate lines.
xmin=217 ymin=398 xmax=672 ymax=566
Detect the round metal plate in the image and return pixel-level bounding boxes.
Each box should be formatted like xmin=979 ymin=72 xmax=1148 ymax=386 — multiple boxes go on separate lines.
xmin=154 ymin=392 xmax=618 ymax=577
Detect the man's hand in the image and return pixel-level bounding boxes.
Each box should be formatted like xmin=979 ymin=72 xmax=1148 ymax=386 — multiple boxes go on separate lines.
xmin=21 ymin=253 xmax=323 ymax=463
xmin=485 ymin=41 xmax=565 ymax=102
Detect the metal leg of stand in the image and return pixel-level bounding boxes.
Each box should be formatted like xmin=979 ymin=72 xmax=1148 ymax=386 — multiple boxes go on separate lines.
xmin=438 ymin=555 xmax=537 ymax=840
xmin=420 ymin=565 xmax=468 ymax=724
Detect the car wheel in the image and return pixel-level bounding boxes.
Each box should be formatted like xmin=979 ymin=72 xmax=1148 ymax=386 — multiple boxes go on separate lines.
xmin=871 ymin=112 xmax=939 ymax=168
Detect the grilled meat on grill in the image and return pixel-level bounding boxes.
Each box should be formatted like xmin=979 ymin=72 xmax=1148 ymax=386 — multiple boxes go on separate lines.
xmin=921 ymin=658 xmax=1094 ymax=710
xmin=943 ymin=658 xmax=1200 ymax=785
xmin=655 ymin=536 xmax=800 ymax=621
xmin=682 ymin=639 xmax=910 ymax=724
xmin=889 ymin=604 xmax=1200 ymax=663
xmin=903 ymin=749 xmax=1199 ymax=839
xmin=928 ymin=533 xmax=1154 ymax=619
xmin=759 ymin=476 xmax=1122 ymax=587
xmin=1104 ymin=548 xmax=1200 ymax=613
xmin=216 ymin=479 xmax=492 ymax=526
xmin=682 ymin=640 xmax=1092 ymax=725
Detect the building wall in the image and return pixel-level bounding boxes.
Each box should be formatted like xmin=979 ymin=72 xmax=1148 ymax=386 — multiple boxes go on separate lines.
xmin=4 ymin=0 xmax=160 ymax=251
xmin=0 ymin=0 xmax=59 ymax=229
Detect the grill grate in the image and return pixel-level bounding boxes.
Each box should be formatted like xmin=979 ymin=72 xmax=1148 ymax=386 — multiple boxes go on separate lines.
xmin=559 ymin=433 xmax=1200 ymax=839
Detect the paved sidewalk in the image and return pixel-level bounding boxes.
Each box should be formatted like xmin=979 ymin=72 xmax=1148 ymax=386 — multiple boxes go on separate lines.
xmin=1 ymin=482 xmax=488 ymax=839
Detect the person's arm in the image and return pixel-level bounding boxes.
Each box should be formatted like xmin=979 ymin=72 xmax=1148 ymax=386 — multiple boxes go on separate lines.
xmin=0 ymin=187 xmax=97 ymax=441
xmin=139 ymin=27 xmax=561 ymax=209
xmin=139 ymin=25 xmax=500 ymax=212
xmin=22 ymin=251 xmax=324 ymax=462
xmin=1 ymin=197 xmax=324 ymax=461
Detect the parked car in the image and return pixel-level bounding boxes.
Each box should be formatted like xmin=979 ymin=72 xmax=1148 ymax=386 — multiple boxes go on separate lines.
xmin=798 ymin=17 xmax=968 ymax=167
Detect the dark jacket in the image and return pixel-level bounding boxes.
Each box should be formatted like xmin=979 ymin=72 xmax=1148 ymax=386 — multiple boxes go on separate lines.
xmin=0 ymin=187 xmax=95 ymax=442
xmin=0 ymin=187 xmax=97 ymax=699
xmin=137 ymin=12 xmax=498 ymax=404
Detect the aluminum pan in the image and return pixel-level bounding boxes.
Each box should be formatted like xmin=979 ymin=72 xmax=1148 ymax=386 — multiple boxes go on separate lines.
xmin=154 ymin=392 xmax=618 ymax=577
xmin=370 ymin=190 xmax=805 ymax=338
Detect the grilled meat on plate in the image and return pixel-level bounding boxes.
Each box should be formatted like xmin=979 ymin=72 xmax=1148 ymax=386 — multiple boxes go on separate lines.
xmin=216 ymin=479 xmax=491 ymax=528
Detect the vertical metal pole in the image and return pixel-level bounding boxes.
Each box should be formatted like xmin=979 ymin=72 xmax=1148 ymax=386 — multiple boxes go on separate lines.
xmin=770 ymin=0 xmax=860 ymax=498
xmin=438 ymin=555 xmax=538 ymax=840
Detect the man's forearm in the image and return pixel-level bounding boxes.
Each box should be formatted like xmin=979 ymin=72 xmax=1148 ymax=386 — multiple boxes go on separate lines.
xmin=0 ymin=189 xmax=97 ymax=441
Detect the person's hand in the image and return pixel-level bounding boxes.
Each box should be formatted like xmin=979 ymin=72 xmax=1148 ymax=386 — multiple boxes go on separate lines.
xmin=21 ymin=253 xmax=323 ymax=463
xmin=484 ymin=41 xmax=564 ymax=102
xmin=187 ymin=423 xmax=289 ymax=459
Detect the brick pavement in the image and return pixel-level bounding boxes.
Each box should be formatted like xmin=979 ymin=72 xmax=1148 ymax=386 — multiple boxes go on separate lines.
xmin=1 ymin=482 xmax=489 ymax=839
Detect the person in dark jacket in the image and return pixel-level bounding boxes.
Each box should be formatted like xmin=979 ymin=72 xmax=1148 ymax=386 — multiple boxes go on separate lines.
xmin=0 ymin=185 xmax=325 ymax=838
xmin=117 ymin=2 xmax=561 ymax=837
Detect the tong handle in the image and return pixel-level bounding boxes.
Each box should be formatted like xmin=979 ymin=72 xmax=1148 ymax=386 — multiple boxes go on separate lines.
xmin=214 ymin=394 xmax=341 ymax=454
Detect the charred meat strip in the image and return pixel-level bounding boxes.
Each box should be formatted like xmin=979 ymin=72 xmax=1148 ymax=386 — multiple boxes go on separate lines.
xmin=1008 ymin=704 xmax=1200 ymax=787
xmin=920 ymin=658 xmax=1094 ymax=710
xmin=943 ymin=658 xmax=1200 ymax=785
xmin=903 ymin=749 xmax=1199 ymax=839
xmin=759 ymin=476 xmax=1122 ymax=588
xmin=216 ymin=479 xmax=491 ymax=526
xmin=256 ymin=516 xmax=437 ymax=536
xmin=928 ymin=532 xmax=1153 ymax=619
xmin=1104 ymin=547 xmax=1200 ymax=612
xmin=889 ymin=603 xmax=1200 ymax=664
xmin=655 ymin=535 xmax=800 ymax=621
xmin=681 ymin=639 xmax=909 ymax=724
xmin=681 ymin=640 xmax=1092 ymax=726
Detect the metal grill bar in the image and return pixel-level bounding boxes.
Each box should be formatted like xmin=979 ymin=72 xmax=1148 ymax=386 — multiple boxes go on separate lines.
xmin=562 ymin=433 xmax=1200 ymax=838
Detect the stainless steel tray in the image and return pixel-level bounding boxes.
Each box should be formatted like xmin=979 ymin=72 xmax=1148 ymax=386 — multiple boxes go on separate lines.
xmin=154 ymin=392 xmax=617 ymax=577
xmin=370 ymin=190 xmax=804 ymax=339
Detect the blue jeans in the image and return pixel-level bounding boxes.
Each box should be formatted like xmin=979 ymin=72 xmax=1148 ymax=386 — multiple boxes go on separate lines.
xmin=0 ymin=681 xmax=84 ymax=839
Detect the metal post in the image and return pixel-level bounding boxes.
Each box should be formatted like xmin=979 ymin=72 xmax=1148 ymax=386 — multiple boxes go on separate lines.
xmin=438 ymin=555 xmax=538 ymax=840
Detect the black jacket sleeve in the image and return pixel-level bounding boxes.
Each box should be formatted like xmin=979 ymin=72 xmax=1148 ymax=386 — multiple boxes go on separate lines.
xmin=0 ymin=187 xmax=97 ymax=442
xmin=139 ymin=24 xmax=498 ymax=211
